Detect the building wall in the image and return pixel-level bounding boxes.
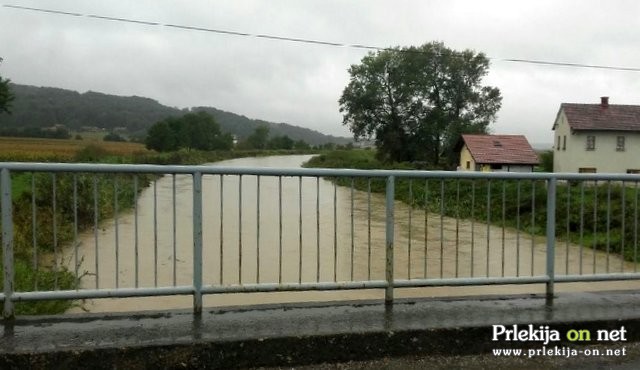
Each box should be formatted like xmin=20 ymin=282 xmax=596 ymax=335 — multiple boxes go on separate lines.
xmin=459 ymin=145 xmax=476 ymax=170
xmin=504 ymin=165 xmax=534 ymax=172
xmin=553 ymin=110 xmax=640 ymax=173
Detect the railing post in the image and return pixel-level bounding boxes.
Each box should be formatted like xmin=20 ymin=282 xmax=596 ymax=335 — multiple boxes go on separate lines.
xmin=193 ymin=172 xmax=203 ymax=315
xmin=1 ymin=168 xmax=15 ymax=319
xmin=545 ymin=177 xmax=557 ymax=305
xmin=385 ymin=175 xmax=395 ymax=304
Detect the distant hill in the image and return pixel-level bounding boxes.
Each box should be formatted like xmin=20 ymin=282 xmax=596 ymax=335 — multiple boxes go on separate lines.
xmin=0 ymin=84 xmax=351 ymax=146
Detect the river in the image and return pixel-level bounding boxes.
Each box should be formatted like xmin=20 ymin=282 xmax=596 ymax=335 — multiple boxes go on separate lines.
xmin=67 ymin=155 xmax=638 ymax=313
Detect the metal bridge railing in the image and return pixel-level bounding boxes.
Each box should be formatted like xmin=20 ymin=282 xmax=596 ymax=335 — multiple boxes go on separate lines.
xmin=1 ymin=162 xmax=640 ymax=318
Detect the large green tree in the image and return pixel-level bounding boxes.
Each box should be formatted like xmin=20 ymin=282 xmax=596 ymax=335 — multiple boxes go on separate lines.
xmin=0 ymin=58 xmax=14 ymax=114
xmin=245 ymin=125 xmax=270 ymax=149
xmin=339 ymin=42 xmax=502 ymax=167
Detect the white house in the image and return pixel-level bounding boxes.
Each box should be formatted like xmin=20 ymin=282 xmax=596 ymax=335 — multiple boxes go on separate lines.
xmin=552 ymin=97 xmax=640 ymax=173
xmin=457 ymin=134 xmax=539 ymax=172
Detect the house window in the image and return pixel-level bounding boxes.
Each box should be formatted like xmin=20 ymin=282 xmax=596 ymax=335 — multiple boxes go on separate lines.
xmin=579 ymin=168 xmax=597 ymax=173
xmin=466 ymin=161 xmax=470 ymax=170
xmin=557 ymin=136 xmax=561 ymax=151
xmin=562 ymin=135 xmax=566 ymax=151
xmin=627 ymin=169 xmax=640 ymax=174
xmin=586 ymin=136 xmax=596 ymax=151
xmin=617 ymin=136 xmax=625 ymax=151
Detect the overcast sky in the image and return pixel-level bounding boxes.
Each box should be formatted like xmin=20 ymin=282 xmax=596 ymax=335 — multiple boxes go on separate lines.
xmin=1 ymin=0 xmax=639 ymax=145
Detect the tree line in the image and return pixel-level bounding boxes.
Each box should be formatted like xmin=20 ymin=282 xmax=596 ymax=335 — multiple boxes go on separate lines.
xmin=0 ymin=83 xmax=350 ymax=145
xmin=145 ymin=111 xmax=234 ymax=151
xmin=235 ymin=124 xmax=311 ymax=150
xmin=145 ymin=112 xmax=317 ymax=152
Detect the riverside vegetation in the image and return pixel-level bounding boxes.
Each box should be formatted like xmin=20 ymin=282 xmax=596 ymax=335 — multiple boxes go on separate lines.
xmin=2 ymin=137 xmax=319 ymax=315
xmin=305 ymin=150 xmax=640 ymax=264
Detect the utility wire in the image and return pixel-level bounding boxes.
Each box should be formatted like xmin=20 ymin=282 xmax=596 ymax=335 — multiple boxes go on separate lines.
xmin=4 ymin=4 xmax=640 ymax=73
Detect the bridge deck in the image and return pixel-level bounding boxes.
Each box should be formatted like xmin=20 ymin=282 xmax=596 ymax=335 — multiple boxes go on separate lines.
xmin=1 ymin=291 xmax=639 ymax=369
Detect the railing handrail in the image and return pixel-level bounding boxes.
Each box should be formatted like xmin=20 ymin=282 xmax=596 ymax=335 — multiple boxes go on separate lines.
xmin=3 ymin=161 xmax=640 ymax=182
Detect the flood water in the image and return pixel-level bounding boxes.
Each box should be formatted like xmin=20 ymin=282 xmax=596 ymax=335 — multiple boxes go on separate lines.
xmin=67 ymin=155 xmax=639 ymax=313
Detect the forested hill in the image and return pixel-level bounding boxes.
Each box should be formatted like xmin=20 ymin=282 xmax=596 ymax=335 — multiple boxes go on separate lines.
xmin=0 ymin=83 xmax=350 ymax=145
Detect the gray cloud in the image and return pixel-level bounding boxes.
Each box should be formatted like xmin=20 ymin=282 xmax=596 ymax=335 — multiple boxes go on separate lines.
xmin=1 ymin=0 xmax=639 ymax=143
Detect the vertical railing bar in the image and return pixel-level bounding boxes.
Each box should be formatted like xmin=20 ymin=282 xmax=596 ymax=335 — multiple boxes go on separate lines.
xmin=238 ymin=175 xmax=243 ymax=285
xmin=531 ymin=181 xmax=536 ymax=276
xmin=172 ymin=174 xmax=177 ymax=287
xmin=424 ymin=179 xmax=429 ymax=279
xmin=52 ymin=173 xmax=58 ymax=289
xmin=279 ymin=175 xmax=283 ymax=284
xmin=350 ymin=177 xmax=355 ymax=282
xmin=73 ymin=175 xmax=79 ymax=288
xmin=114 ymin=176 xmax=119 ymax=289
xmin=501 ymin=180 xmax=506 ymax=278
xmin=471 ymin=180 xmax=475 ymax=278
xmin=93 ymin=176 xmax=99 ymax=289
xmin=367 ymin=178 xmax=372 ymax=280
xmin=579 ymin=181 xmax=585 ymax=275
xmin=1 ymin=168 xmax=15 ymax=319
xmin=606 ymin=181 xmax=611 ymax=273
xmin=333 ymin=180 xmax=337 ymax=282
xmin=408 ymin=179 xmax=413 ymax=279
xmin=546 ymin=178 xmax=557 ymax=304
xmin=256 ymin=175 xmax=261 ymax=284
xmin=316 ymin=176 xmax=320 ymax=282
xmin=439 ymin=180 xmax=444 ymax=279
xmin=73 ymin=174 xmax=80 ymax=290
xmin=385 ymin=175 xmax=395 ymax=304
xmin=621 ymin=182 xmax=626 ymax=273
xmin=153 ymin=179 xmax=158 ymax=287
xmin=593 ymin=181 xmax=598 ymax=274
xmin=634 ymin=181 xmax=638 ymax=273
xmin=220 ymin=175 xmax=224 ymax=285
xmin=455 ymin=179 xmax=460 ymax=278
xmin=192 ymin=171 xmax=203 ymax=314
xmin=31 ymin=173 xmax=38 ymax=291
xmin=565 ymin=180 xmax=570 ymax=275
xmin=516 ymin=180 xmax=521 ymax=277
xmin=299 ymin=176 xmax=303 ymax=284
xmin=486 ymin=180 xmax=491 ymax=278
xmin=134 ymin=175 xmax=139 ymax=288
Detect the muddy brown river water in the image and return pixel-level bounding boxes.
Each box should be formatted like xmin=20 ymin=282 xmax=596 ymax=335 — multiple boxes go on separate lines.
xmin=66 ymin=155 xmax=639 ymax=313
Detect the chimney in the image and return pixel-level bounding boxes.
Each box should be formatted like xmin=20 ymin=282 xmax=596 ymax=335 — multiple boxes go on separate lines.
xmin=600 ymin=96 xmax=609 ymax=108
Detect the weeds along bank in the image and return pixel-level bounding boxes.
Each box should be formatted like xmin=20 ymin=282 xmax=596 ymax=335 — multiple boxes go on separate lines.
xmin=2 ymin=138 xmax=318 ymax=315
xmin=305 ymin=150 xmax=640 ymax=264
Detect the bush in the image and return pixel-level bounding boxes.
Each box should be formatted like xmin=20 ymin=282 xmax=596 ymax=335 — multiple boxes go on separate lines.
xmin=103 ymin=132 xmax=126 ymax=142
xmin=74 ymin=144 xmax=109 ymax=162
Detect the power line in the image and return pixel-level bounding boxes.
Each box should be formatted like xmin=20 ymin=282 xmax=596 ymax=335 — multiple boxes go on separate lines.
xmin=4 ymin=3 xmax=640 ymax=73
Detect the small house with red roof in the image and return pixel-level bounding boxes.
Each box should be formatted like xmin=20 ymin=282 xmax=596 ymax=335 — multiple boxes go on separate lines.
xmin=553 ymin=97 xmax=640 ymax=173
xmin=457 ymin=134 xmax=539 ymax=172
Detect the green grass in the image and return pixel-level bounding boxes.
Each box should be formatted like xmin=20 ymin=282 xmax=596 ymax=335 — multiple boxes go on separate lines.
xmin=2 ymin=260 xmax=77 ymax=315
xmin=305 ymin=150 xmax=640 ymax=263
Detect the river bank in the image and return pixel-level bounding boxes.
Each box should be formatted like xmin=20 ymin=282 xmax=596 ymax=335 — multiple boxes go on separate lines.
xmin=5 ymin=148 xmax=320 ymax=315
xmin=305 ymin=150 xmax=640 ymax=264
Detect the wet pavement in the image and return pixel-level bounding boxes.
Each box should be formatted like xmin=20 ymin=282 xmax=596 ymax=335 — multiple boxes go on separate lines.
xmin=1 ymin=290 xmax=640 ymax=369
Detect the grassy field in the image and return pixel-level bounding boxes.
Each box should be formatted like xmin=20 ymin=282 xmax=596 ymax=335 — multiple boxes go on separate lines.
xmin=0 ymin=136 xmax=150 ymax=161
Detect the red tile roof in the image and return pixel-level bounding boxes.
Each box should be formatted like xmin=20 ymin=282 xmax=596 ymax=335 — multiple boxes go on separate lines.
xmin=560 ymin=103 xmax=640 ymax=131
xmin=461 ymin=134 xmax=539 ymax=165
